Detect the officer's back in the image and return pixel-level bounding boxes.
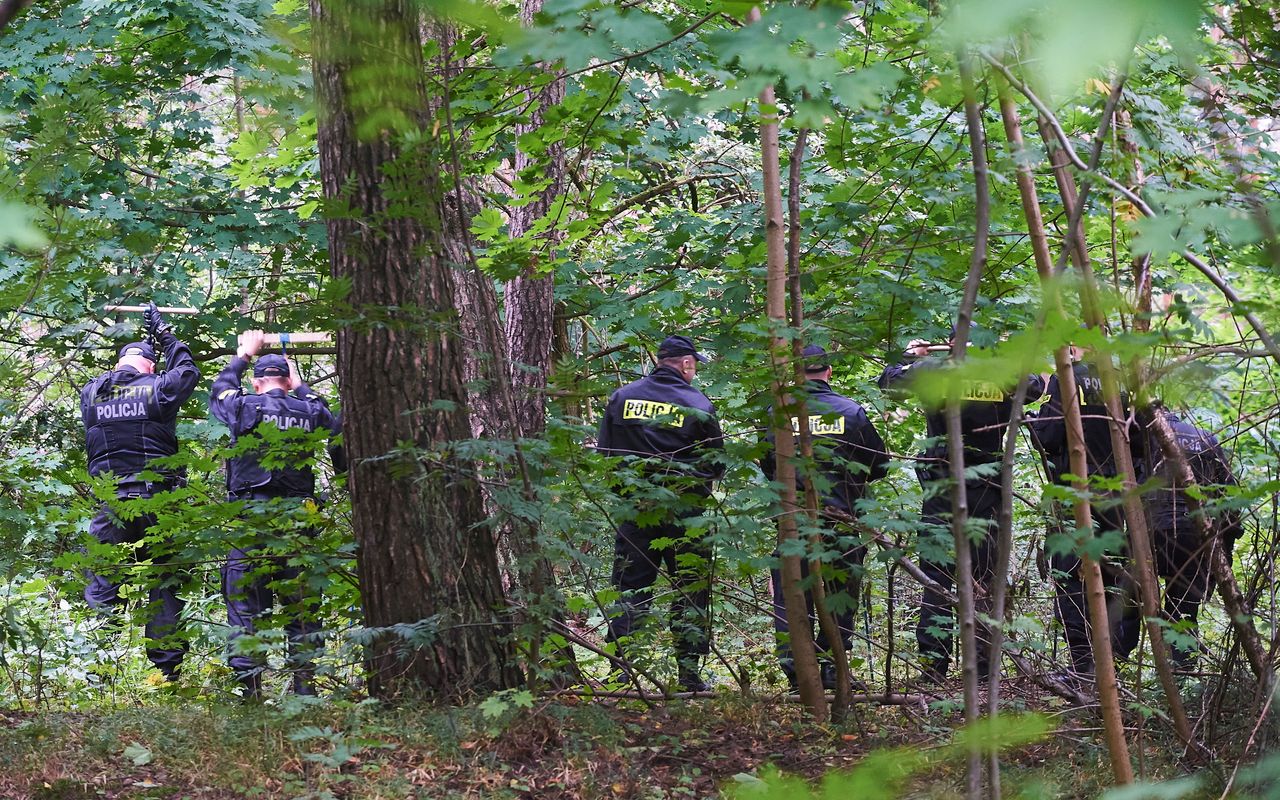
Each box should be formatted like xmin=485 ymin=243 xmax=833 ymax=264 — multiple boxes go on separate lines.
xmin=1031 ymin=359 xmax=1136 ymax=483
xmin=765 ymin=345 xmax=890 ymax=514
xmin=879 ymin=337 xmax=1043 ymax=473
xmin=597 ymin=336 xmax=723 ymax=484
xmin=82 ymin=336 xmax=200 ymax=490
xmin=210 ymin=345 xmax=343 ymax=499
xmin=1141 ymin=409 xmax=1237 ymax=533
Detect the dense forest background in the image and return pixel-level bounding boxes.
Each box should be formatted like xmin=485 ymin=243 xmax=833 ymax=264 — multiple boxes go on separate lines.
xmin=2 ymin=0 xmax=1280 ymax=797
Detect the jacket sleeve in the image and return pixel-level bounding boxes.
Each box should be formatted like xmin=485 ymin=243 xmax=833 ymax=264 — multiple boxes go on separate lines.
xmin=696 ymin=409 xmax=727 ymax=481
xmin=329 ymin=421 xmax=348 ymax=475
xmin=596 ymin=393 xmax=618 ymax=455
xmin=296 ymin=383 xmax=347 ymax=476
xmin=878 ymin=360 xmax=916 ymax=394
xmin=848 ymin=407 xmax=891 ymax=483
xmin=1027 ymin=374 xmax=1064 ymax=458
xmin=80 ymin=379 xmax=97 ymax=429
xmin=156 ymin=336 xmax=201 ymax=410
xmin=209 ymin=356 xmax=249 ymax=427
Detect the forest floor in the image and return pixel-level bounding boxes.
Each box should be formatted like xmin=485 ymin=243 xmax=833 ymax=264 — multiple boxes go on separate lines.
xmin=0 ymin=674 xmax=1214 ymax=800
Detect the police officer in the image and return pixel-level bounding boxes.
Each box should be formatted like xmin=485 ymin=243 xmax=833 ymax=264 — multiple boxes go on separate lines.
xmin=879 ymin=327 xmax=1045 ymax=683
xmin=80 ymin=302 xmax=200 ymax=680
xmin=210 ymin=329 xmax=345 ymax=698
xmin=1028 ymin=343 xmax=1142 ymax=681
xmin=597 ymin=334 xmax=725 ymax=691
xmin=1117 ymin=405 xmax=1241 ymax=669
xmin=762 ymin=345 xmax=890 ymax=691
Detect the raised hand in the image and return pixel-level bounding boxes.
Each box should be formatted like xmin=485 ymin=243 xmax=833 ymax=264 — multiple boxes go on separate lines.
xmin=237 ymin=329 xmax=265 ymax=361
xmin=145 ymin=301 xmax=172 ymax=338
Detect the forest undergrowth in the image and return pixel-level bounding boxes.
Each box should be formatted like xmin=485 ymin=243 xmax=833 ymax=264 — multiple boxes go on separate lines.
xmin=1 ymin=681 xmax=1264 ymax=800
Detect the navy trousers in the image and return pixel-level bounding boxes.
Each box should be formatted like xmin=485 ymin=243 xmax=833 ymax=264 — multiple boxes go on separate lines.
xmin=915 ymin=476 xmax=1000 ymax=677
xmin=1112 ymin=517 xmax=1231 ymax=668
xmin=222 ymin=495 xmax=321 ymax=675
xmin=606 ymin=512 xmax=711 ymax=667
xmin=85 ymin=503 xmax=186 ymax=675
xmin=221 ymin=547 xmax=320 ymax=674
xmin=1049 ymin=501 xmax=1133 ymax=673
xmin=770 ymin=525 xmax=866 ymax=681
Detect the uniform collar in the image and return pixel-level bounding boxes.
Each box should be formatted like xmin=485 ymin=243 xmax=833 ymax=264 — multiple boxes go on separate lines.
xmin=650 ymin=365 xmax=690 ymax=384
xmin=262 ymin=388 xmax=289 ymax=397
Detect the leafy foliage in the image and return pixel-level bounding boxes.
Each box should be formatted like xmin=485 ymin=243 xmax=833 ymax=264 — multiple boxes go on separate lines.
xmin=2 ymin=0 xmax=1280 ymax=792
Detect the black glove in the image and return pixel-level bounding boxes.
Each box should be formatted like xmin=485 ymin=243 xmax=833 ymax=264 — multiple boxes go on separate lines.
xmin=145 ymin=302 xmax=175 ymax=347
xmin=145 ymin=302 xmax=172 ymax=335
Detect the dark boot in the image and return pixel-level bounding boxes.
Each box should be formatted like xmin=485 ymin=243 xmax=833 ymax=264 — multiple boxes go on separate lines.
xmin=238 ymin=671 xmax=263 ymax=702
xmin=676 ymin=663 xmax=710 ymax=693
xmin=820 ymin=661 xmax=868 ymax=693
xmin=292 ymin=670 xmax=317 ymax=696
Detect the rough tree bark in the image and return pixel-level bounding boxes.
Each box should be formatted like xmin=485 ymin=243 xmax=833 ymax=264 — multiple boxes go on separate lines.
xmin=503 ymin=0 xmax=564 ymax=439
xmin=750 ymin=4 xmax=825 ymax=719
xmin=311 ymin=0 xmax=520 ymax=698
xmin=494 ymin=0 xmax=579 ymax=684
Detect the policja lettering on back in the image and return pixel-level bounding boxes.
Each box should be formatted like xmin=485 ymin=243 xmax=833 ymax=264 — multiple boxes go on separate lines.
xmin=260 ymin=412 xmax=315 ymax=431
xmin=596 ymin=334 xmax=725 ymax=692
xmin=763 ymin=345 xmax=891 ymax=691
xmin=210 ymin=331 xmax=346 ymax=699
xmin=79 ymin=303 xmax=201 ymax=681
xmin=879 ymin=324 xmax=1045 ymax=683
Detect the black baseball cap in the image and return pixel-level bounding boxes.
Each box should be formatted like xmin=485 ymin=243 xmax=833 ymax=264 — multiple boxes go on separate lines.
xmin=802 ymin=344 xmax=830 ymax=371
xmin=253 ymin=353 xmax=290 ymax=377
xmin=118 ymin=342 xmax=156 ymax=362
xmin=656 ymin=334 xmax=709 ymax=362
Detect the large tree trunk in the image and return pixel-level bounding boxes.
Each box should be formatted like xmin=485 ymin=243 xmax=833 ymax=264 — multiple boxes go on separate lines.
xmin=310 ymin=0 xmax=519 ymax=699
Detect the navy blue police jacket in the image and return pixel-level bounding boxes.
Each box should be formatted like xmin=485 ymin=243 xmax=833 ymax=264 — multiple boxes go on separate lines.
xmin=596 ymin=365 xmax=725 ymax=492
xmin=761 ymin=380 xmax=891 ymax=515
xmin=1139 ymin=411 xmax=1241 ymax=539
xmin=1028 ymin=361 xmax=1143 ymax=484
xmin=210 ymin=356 xmax=346 ymax=498
xmin=80 ymin=335 xmax=201 ymax=492
xmin=879 ymin=355 xmax=1044 ymax=481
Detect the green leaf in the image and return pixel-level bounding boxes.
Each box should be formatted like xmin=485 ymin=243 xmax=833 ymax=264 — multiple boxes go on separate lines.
xmin=123 ymin=741 xmax=153 ymax=766
xmin=0 ymin=202 xmax=47 ymax=249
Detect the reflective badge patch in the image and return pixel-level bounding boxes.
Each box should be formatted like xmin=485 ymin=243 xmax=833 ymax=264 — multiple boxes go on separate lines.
xmin=792 ymin=416 xmax=846 ymax=436
xmin=622 ymin=398 xmax=686 ymax=427
xmin=218 ymin=388 xmax=239 ymax=401
xmin=962 ymin=380 xmax=1004 ymax=403
xmin=1076 ymin=375 xmax=1104 ymax=405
